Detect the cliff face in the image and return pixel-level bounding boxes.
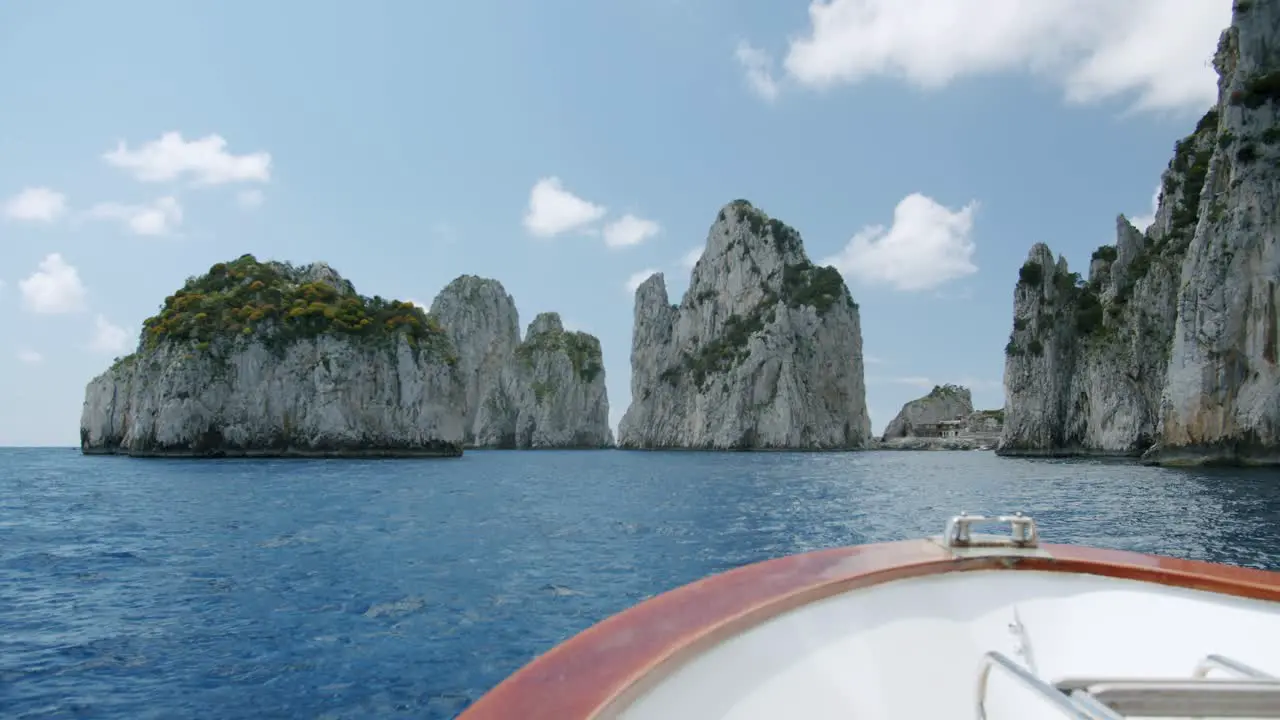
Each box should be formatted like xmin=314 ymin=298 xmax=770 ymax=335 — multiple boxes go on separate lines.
xmin=81 ymin=255 xmax=465 ymax=457
xmin=1152 ymin=3 xmax=1280 ymax=466
xmin=428 ymin=276 xmax=522 ymax=444
xmin=998 ymin=229 xmax=1181 ymax=456
xmin=618 ymin=199 xmax=871 ymax=449
xmin=883 ymin=384 xmax=974 ymax=440
xmin=430 ymin=277 xmax=613 ymax=449
xmin=506 ymin=313 xmax=613 ymax=448
xmin=1000 ymin=0 xmax=1280 ymax=465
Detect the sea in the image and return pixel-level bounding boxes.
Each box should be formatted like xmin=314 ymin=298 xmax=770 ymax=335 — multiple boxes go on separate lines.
xmin=2 ymin=447 xmax=1279 ymax=719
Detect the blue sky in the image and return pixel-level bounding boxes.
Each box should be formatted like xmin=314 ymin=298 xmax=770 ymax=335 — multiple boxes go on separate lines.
xmin=0 ymin=0 xmax=1230 ymax=445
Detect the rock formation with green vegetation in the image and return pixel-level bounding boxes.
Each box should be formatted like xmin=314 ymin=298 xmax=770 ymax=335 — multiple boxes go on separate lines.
xmin=618 ymin=199 xmax=870 ymax=449
xmin=1000 ymin=0 xmax=1280 ymax=465
xmin=429 ymin=275 xmax=612 ymax=449
xmin=80 ymin=254 xmax=465 ymax=457
xmin=882 ymin=384 xmax=975 ymax=440
xmin=877 ymin=385 xmax=1004 ymax=451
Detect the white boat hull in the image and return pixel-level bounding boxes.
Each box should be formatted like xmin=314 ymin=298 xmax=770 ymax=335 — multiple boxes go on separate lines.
xmin=460 ymin=514 xmax=1280 ymax=720
xmin=618 ymin=569 xmax=1280 ymax=719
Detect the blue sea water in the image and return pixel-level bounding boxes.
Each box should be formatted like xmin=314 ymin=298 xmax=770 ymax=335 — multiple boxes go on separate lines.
xmin=2 ymin=448 xmax=1280 ymax=719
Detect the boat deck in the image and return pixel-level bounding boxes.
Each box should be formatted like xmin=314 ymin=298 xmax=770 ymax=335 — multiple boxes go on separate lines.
xmin=459 ymin=513 xmax=1280 ymax=720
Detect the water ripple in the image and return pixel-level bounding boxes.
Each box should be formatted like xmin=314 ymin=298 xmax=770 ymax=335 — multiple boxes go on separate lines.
xmin=1 ymin=447 xmax=1279 ymax=718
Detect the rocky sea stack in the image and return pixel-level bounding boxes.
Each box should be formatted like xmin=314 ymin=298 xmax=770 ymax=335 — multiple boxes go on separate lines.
xmin=618 ymin=199 xmax=871 ymax=449
xmin=882 ymin=384 xmax=975 ymax=441
xmin=878 ymin=384 xmax=1004 ymax=451
xmin=429 ymin=275 xmax=612 ymax=449
xmin=80 ymin=254 xmax=466 ymax=457
xmin=999 ymin=0 xmax=1280 ymax=466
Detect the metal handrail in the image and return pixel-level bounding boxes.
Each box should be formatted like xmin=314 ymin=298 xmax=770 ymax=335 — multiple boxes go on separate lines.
xmin=976 ymin=651 xmax=1119 ymax=720
xmin=1194 ymin=654 xmax=1274 ymax=679
xmin=1068 ymin=680 xmax=1280 ymax=717
xmin=976 ymin=648 xmax=1274 ymax=719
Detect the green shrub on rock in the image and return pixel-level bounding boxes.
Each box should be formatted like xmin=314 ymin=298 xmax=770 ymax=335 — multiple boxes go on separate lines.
xmin=136 ymin=254 xmax=455 ymax=361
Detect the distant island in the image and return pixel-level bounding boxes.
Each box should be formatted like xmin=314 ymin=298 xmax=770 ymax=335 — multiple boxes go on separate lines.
xmin=430 ymin=275 xmax=612 ymax=449
xmin=78 ymin=1 xmax=1280 ymax=466
xmin=875 ymin=384 xmax=1003 ymax=451
xmin=80 ymin=255 xmax=610 ymax=457
xmin=80 ymin=197 xmax=877 ymax=458
xmin=618 ymin=199 xmax=871 ymax=450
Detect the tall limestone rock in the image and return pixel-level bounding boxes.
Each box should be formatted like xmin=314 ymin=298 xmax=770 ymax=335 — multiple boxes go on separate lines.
xmin=999 ymin=0 xmax=1280 ymax=465
xmin=430 ymin=276 xmax=613 ymax=449
xmin=80 ymin=254 xmax=466 ymax=457
xmin=508 ymin=312 xmax=613 ymax=448
xmin=428 ymin=276 xmax=522 ymax=443
xmin=998 ymin=231 xmax=1177 ymax=456
xmin=618 ymin=199 xmax=871 ymax=449
xmin=1152 ymin=2 xmax=1280 ymax=466
xmin=883 ymin=384 xmax=974 ymax=440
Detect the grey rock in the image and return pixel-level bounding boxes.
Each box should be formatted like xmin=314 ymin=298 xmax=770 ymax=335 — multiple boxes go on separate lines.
xmin=999 ymin=1 xmax=1280 ymax=465
xmin=430 ymin=278 xmax=613 ymax=449
xmin=81 ymin=258 xmax=465 ymax=457
xmin=428 ymin=275 xmax=522 ymax=444
xmin=883 ymin=384 xmax=974 ymax=440
xmin=1151 ymin=3 xmax=1280 ymax=466
xmin=618 ymin=199 xmax=871 ymax=449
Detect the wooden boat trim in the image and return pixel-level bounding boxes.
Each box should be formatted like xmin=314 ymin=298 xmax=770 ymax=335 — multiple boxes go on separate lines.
xmin=457 ymin=539 xmax=1280 ymax=720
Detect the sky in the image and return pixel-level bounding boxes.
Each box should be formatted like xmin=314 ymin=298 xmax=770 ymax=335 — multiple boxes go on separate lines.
xmin=0 ymin=0 xmax=1232 ymax=446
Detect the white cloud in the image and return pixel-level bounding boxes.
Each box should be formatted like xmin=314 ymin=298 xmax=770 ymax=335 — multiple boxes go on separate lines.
xmin=4 ymin=187 xmax=67 ymax=222
xmin=1129 ymin=185 xmax=1160 ymax=232
xmin=603 ymin=214 xmax=661 ymax=248
xmin=236 ymin=188 xmax=264 ymax=209
xmin=406 ymin=298 xmax=430 ymax=310
xmin=624 ymin=268 xmax=660 ymax=294
xmin=821 ymin=193 xmax=977 ymax=292
xmin=19 ymin=253 xmax=86 ymax=314
xmin=103 ymin=132 xmax=271 ymax=185
xmin=774 ymin=0 xmax=1229 ymax=112
xmin=522 ymin=177 xmax=607 ymax=237
xmin=90 ymin=196 xmax=183 ymax=236
xmin=89 ymin=315 xmax=131 ymax=355
xmin=17 ymin=348 xmax=42 ymax=365
xmin=561 ymin=318 xmax=586 ymax=332
xmin=864 ymin=354 xmax=884 ymax=365
xmin=734 ymin=41 xmax=781 ymax=102
xmin=679 ymin=246 xmax=704 ymax=269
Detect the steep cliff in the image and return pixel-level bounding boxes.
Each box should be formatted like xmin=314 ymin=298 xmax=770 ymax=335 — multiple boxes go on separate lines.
xmin=428 ymin=276 xmax=521 ymax=444
xmin=506 ymin=313 xmax=613 ymax=448
xmin=430 ymin=277 xmax=613 ymax=448
xmin=999 ymin=231 xmax=1177 ymax=456
xmin=81 ymin=254 xmax=465 ymax=457
xmin=1149 ymin=2 xmax=1280 ymax=466
xmin=618 ymin=199 xmax=871 ymax=449
xmin=1000 ymin=0 xmax=1280 ymax=465
xmin=882 ymin=384 xmax=974 ymax=440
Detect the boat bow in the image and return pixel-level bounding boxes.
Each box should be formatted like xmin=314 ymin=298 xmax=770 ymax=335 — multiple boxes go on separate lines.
xmin=459 ymin=513 xmax=1280 ymax=720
